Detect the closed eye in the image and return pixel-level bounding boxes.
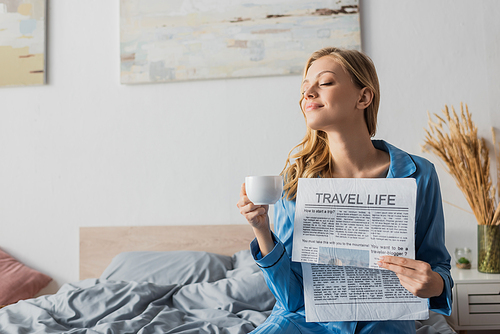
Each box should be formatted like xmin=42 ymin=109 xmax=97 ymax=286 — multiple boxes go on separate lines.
xmin=320 ymin=82 xmax=333 ymax=86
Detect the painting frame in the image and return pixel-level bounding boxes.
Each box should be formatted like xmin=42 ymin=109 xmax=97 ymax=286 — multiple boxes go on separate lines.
xmin=0 ymin=0 xmax=46 ymax=87
xmin=120 ymin=0 xmax=360 ymax=84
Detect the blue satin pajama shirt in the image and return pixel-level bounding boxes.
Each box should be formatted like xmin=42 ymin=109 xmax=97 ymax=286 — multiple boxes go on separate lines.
xmin=250 ymin=140 xmax=453 ymax=334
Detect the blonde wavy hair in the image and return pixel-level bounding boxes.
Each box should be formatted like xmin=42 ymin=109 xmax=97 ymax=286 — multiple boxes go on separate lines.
xmin=282 ymin=47 xmax=380 ymax=200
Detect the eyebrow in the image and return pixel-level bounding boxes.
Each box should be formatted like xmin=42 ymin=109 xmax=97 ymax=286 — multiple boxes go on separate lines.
xmin=302 ymin=70 xmax=336 ymax=84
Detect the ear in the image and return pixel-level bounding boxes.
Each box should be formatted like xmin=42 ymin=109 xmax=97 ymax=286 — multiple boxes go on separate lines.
xmin=356 ymin=87 xmax=373 ymax=110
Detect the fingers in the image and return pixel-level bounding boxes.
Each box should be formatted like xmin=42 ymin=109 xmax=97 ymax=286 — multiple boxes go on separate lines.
xmin=238 ymin=199 xmax=267 ymax=216
xmin=239 ymin=204 xmax=269 ymax=228
xmin=378 ymin=256 xmax=431 ymax=277
xmin=237 ymin=183 xmax=267 ymax=211
xmin=378 ymin=256 xmax=414 ymax=274
xmin=237 ymin=183 xmax=251 ymax=207
xmin=242 ymin=205 xmax=268 ymax=220
xmin=237 ymin=183 xmax=247 ymax=206
xmin=377 ymin=256 xmax=428 ymax=286
xmin=237 ymin=183 xmax=269 ymax=225
xmin=378 ymin=255 xmax=443 ymax=298
xmin=395 ymin=273 xmax=417 ymax=287
xmin=393 ymin=270 xmax=443 ymax=298
xmin=378 ymin=262 xmax=415 ymax=279
xmin=378 ymin=255 xmax=416 ymax=268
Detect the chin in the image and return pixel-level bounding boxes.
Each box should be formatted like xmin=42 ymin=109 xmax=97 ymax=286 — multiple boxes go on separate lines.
xmin=305 ymin=120 xmax=328 ymax=132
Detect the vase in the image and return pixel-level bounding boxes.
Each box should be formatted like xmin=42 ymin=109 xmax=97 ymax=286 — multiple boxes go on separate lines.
xmin=477 ymin=225 xmax=500 ymax=273
xmin=454 ymin=247 xmax=472 ymax=269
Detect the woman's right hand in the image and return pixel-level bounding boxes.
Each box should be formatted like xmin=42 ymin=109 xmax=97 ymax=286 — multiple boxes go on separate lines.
xmin=237 ymin=183 xmax=270 ymax=230
xmin=237 ymin=183 xmax=275 ymax=256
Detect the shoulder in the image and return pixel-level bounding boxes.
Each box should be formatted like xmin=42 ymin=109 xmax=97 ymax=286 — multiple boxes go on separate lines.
xmin=403 ymin=152 xmax=442 ymax=203
xmin=374 ymin=140 xmax=437 ymax=181
xmin=409 ymin=154 xmax=437 ymax=178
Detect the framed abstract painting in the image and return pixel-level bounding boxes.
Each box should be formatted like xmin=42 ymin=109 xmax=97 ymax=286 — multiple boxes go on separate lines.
xmin=0 ymin=0 xmax=46 ymax=87
xmin=120 ymin=0 xmax=360 ymax=84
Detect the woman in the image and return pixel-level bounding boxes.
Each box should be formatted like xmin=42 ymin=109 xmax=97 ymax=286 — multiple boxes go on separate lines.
xmin=237 ymin=47 xmax=453 ymax=333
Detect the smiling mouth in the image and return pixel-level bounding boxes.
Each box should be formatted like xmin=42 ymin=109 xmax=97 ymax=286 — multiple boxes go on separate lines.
xmin=305 ymin=103 xmax=323 ymax=111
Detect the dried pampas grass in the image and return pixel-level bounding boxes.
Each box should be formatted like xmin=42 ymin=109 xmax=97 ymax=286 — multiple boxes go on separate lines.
xmin=423 ymin=103 xmax=500 ymax=226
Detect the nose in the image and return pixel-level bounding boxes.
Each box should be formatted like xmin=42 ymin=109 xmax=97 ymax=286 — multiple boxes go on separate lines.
xmin=303 ymin=86 xmax=317 ymax=99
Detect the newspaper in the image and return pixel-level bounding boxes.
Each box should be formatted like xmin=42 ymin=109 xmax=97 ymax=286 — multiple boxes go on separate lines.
xmin=302 ymin=263 xmax=429 ymax=322
xmin=292 ymin=178 xmax=428 ymax=322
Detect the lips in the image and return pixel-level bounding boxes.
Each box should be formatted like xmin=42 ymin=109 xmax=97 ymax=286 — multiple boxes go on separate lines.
xmin=304 ymin=102 xmax=323 ymax=111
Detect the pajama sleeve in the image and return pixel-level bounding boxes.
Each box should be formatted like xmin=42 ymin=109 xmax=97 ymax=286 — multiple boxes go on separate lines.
xmin=414 ymin=164 xmax=453 ymax=315
xmin=250 ymin=198 xmax=305 ymax=312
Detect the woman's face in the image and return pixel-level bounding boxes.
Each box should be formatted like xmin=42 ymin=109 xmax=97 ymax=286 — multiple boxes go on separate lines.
xmin=300 ymin=56 xmax=363 ymax=133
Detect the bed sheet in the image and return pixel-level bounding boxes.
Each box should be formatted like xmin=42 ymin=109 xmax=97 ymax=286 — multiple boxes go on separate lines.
xmin=0 ymin=250 xmax=273 ymax=334
xmin=0 ymin=250 xmax=455 ymax=333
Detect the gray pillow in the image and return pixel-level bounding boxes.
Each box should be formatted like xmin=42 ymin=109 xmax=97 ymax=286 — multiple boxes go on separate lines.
xmin=100 ymin=251 xmax=233 ymax=285
xmin=227 ymin=250 xmax=261 ymax=278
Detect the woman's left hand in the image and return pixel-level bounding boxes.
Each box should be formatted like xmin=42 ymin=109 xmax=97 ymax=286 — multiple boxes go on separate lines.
xmin=377 ymin=256 xmax=444 ymax=298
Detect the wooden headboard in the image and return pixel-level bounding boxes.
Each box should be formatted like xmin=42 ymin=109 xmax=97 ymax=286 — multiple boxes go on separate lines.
xmin=79 ymin=224 xmax=256 ymax=280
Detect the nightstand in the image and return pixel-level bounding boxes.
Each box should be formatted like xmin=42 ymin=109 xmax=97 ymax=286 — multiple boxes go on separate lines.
xmin=447 ymin=268 xmax=500 ymax=333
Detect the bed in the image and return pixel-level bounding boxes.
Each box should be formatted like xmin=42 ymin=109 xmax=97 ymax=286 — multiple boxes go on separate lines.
xmin=0 ymin=225 xmax=456 ymax=333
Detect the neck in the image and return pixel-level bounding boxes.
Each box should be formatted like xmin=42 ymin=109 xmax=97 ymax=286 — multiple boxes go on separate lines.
xmin=325 ymin=128 xmax=389 ymax=178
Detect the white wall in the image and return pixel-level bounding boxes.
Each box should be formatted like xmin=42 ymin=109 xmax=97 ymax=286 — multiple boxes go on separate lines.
xmin=0 ymin=0 xmax=498 ymax=289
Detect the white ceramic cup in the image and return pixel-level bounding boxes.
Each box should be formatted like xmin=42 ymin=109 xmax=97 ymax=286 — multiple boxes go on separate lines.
xmin=245 ymin=175 xmax=283 ymax=205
